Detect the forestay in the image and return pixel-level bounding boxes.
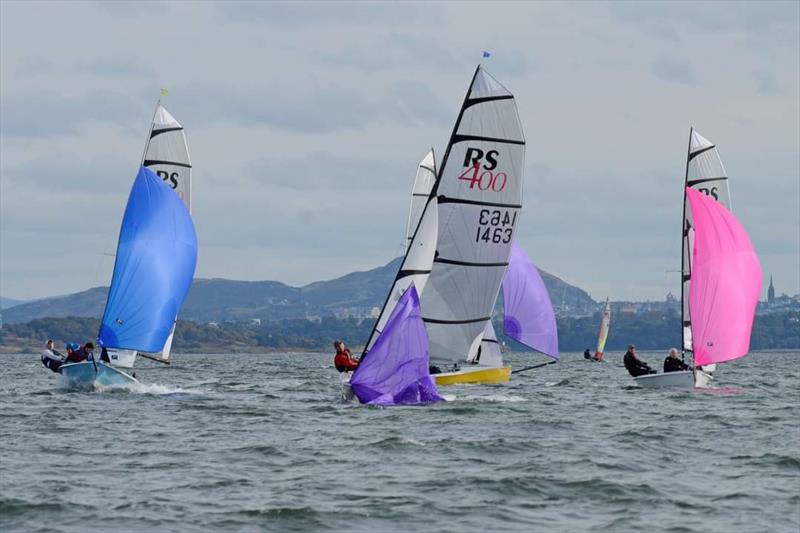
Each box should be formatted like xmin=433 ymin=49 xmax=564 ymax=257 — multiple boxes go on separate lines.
xmin=420 ymin=66 xmax=525 ymax=363
xmin=350 ymin=285 xmax=443 ymax=406
xmin=681 ymin=129 xmax=731 ymax=353
xmin=686 ymin=188 xmax=761 ymax=366
xmin=404 ymin=150 xmax=437 ymax=249
xmin=502 ymin=241 xmax=558 ymax=359
xmin=98 ymin=167 xmax=197 ymax=353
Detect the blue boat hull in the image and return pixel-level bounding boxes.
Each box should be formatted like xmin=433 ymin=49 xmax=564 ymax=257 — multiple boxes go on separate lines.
xmin=58 ymin=362 xmax=138 ymax=390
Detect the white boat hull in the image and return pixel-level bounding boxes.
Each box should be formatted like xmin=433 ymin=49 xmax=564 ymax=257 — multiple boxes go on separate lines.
xmin=58 ymin=361 xmax=139 ymax=390
xmin=633 ymin=369 xmax=713 ymax=389
xmin=339 ymin=372 xmax=356 ymax=403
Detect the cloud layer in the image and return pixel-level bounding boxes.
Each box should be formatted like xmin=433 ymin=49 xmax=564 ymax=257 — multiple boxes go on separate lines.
xmin=1 ymin=1 xmax=798 ymax=301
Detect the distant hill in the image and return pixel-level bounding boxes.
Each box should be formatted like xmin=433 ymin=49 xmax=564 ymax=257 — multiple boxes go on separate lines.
xmin=1 ymin=297 xmax=26 ymax=309
xmin=2 ymin=257 xmax=595 ymax=324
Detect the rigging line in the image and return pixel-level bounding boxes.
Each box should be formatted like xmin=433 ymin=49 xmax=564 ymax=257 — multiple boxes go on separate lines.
xmin=511 ymin=360 xmax=557 ymax=375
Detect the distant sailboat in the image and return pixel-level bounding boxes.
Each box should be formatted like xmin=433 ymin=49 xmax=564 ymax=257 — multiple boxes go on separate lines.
xmin=107 ymin=102 xmax=192 ymax=369
xmin=634 ymin=129 xmax=761 ymax=388
xmin=58 ymin=167 xmax=198 ymax=390
xmin=594 ymin=298 xmax=610 ymax=361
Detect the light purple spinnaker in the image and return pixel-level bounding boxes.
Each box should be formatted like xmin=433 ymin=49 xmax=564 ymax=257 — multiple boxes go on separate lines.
xmin=350 ymin=285 xmax=443 ymax=406
xmin=502 ymin=241 xmax=559 ymax=359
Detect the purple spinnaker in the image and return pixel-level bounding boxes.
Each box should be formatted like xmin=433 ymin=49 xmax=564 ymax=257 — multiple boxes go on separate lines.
xmin=350 ymin=284 xmax=443 ymax=406
xmin=502 ymin=241 xmax=559 ymax=359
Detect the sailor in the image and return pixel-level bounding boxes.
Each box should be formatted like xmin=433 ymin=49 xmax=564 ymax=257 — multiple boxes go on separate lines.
xmin=583 ymin=349 xmax=592 ymax=360
xmin=65 ymin=342 xmax=95 ymax=363
xmin=623 ymin=344 xmax=655 ymax=377
xmin=663 ymin=348 xmax=689 ymax=373
xmin=333 ymin=340 xmax=359 ymax=373
xmin=41 ymin=339 xmax=65 ymax=373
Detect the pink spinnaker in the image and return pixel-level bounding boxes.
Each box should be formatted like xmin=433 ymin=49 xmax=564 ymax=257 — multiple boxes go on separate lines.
xmin=686 ymin=187 xmax=761 ymax=366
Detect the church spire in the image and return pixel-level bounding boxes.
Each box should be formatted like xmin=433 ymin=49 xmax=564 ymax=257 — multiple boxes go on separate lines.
xmin=768 ymin=275 xmax=775 ymax=304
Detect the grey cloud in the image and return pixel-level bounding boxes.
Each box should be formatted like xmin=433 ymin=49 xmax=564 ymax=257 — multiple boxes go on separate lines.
xmin=77 ymin=56 xmax=155 ymax=78
xmin=0 ymin=91 xmax=145 ymax=138
xmin=216 ymin=1 xmax=424 ymax=27
xmin=651 ymin=58 xmax=694 ymax=84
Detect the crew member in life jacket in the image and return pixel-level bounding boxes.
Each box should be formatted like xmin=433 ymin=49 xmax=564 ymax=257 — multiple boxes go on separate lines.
xmin=623 ymin=344 xmax=655 ymax=377
xmin=583 ymin=349 xmax=592 ymax=360
xmin=65 ymin=342 xmax=95 ymax=364
xmin=663 ymin=348 xmax=690 ymax=373
xmin=41 ymin=339 xmax=65 ymax=373
xmin=333 ymin=340 xmax=359 ymax=373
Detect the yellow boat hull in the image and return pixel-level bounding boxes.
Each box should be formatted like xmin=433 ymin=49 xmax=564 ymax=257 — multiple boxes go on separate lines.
xmin=433 ymin=366 xmax=512 ymax=386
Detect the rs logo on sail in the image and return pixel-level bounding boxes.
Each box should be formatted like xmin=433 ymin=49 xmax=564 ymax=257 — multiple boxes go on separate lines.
xmin=156 ymin=170 xmax=180 ymax=190
xmin=458 ymin=147 xmax=508 ymax=192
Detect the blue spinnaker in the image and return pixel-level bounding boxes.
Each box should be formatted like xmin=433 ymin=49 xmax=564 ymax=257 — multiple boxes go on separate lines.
xmin=98 ymin=166 xmax=197 ymax=352
xmin=351 ymin=284 xmax=443 ymax=406
xmin=503 ymin=241 xmax=559 ymax=359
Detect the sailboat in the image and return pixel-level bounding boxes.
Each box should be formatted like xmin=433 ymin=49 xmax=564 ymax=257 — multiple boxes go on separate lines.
xmin=363 ymin=66 xmax=553 ymax=386
xmin=346 ymin=284 xmax=443 ymax=406
xmin=594 ymin=298 xmax=611 ymax=361
xmin=634 ymin=129 xmax=761 ymax=388
xmin=58 ymin=166 xmax=198 ymax=390
xmin=106 ymin=102 xmax=192 ymax=369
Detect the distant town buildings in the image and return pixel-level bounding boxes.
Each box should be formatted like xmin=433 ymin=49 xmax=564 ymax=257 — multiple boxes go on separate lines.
xmin=757 ymin=275 xmax=800 ymax=315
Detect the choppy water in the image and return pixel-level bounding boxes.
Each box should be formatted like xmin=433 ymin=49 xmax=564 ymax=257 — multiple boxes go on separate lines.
xmin=1 ymin=350 xmax=798 ymax=532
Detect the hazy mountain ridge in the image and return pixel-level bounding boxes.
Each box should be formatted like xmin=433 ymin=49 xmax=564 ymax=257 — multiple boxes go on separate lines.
xmin=2 ymin=257 xmax=595 ymax=324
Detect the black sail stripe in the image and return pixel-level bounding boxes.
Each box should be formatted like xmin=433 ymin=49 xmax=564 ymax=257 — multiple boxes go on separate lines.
xmin=687 ymin=176 xmax=728 ymax=187
xmin=451 ymin=134 xmax=525 ymax=146
xmin=420 ymin=165 xmax=436 ymax=173
xmin=150 ymin=126 xmax=184 ymax=139
xmin=688 ymin=144 xmax=715 ymax=161
xmin=412 ymin=193 xmax=429 ymax=197
xmin=422 ymin=316 xmax=491 ymax=325
xmin=397 ymin=269 xmax=431 ymax=278
xmin=482 ymin=338 xmax=499 ymax=344
xmin=463 ymin=94 xmax=514 ymax=110
xmin=434 ymin=258 xmax=509 ymax=268
xmin=438 ymin=196 xmax=522 ymax=209
xmin=143 ymin=159 xmax=192 ymax=169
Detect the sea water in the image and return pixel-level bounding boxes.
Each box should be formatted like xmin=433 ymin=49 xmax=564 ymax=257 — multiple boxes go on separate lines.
xmin=1 ymin=351 xmax=798 ymax=532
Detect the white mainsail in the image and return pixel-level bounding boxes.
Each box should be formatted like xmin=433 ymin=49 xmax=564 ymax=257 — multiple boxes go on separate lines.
xmin=404 ymin=150 xmax=437 ymax=250
xmin=419 ymin=66 xmax=525 ymax=364
xmin=143 ymin=104 xmax=192 ymax=210
xmin=681 ymin=129 xmax=730 ymax=359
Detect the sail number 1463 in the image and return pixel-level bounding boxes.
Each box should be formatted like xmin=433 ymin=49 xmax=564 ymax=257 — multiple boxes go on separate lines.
xmin=476 ymin=209 xmax=517 ymax=243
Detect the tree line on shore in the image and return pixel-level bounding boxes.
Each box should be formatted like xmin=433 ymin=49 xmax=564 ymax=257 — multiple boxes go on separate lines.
xmin=2 ymin=310 xmax=797 ymax=354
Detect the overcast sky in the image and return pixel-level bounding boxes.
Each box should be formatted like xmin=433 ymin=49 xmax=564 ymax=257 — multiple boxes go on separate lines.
xmin=1 ymin=0 xmax=798 ymax=302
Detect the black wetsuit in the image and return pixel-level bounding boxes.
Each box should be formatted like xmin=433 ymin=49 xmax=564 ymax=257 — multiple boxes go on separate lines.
xmin=663 ymin=356 xmax=689 ymax=373
xmin=583 ymin=350 xmax=592 ymax=360
xmin=624 ymin=351 xmax=655 ymax=377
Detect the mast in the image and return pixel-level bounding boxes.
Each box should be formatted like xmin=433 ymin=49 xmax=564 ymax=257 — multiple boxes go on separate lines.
xmin=681 ymin=127 xmax=692 ymax=360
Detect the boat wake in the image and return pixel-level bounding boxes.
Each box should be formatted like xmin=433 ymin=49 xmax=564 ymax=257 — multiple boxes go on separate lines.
xmin=96 ymin=381 xmax=202 ymax=397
